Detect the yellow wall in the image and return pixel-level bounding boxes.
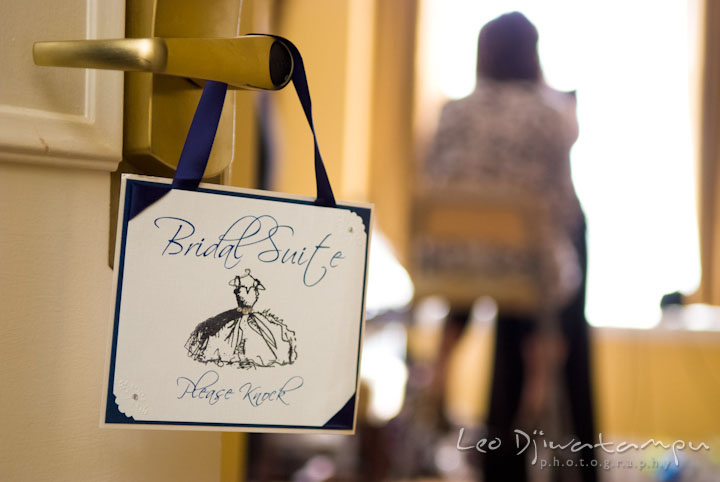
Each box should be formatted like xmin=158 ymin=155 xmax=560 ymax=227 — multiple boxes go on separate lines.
xmin=446 ymin=324 xmax=720 ymax=443
xmin=593 ymin=328 xmax=720 ymax=442
xmin=368 ymin=0 xmax=418 ymax=265
xmin=697 ymin=0 xmax=720 ymax=306
xmin=269 ymin=0 xmax=357 ymax=200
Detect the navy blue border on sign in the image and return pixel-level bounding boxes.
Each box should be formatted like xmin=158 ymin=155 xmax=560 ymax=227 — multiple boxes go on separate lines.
xmin=105 ymin=178 xmax=371 ymax=431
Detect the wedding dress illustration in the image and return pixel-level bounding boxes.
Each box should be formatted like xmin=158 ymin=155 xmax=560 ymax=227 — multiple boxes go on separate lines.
xmin=185 ymin=269 xmax=297 ymax=368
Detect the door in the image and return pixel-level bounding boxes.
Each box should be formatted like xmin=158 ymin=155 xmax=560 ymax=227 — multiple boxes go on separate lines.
xmin=0 ymin=1 xmax=224 ymax=480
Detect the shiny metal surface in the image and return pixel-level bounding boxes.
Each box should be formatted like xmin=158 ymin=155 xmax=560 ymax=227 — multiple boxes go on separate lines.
xmin=33 ymin=36 xmax=292 ymax=90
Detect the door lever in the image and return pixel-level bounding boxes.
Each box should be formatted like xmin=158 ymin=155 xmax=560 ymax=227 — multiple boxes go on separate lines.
xmin=33 ymin=35 xmax=293 ymax=90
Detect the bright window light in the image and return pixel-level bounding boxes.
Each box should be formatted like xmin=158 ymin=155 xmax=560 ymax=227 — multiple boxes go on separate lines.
xmin=422 ymin=0 xmax=701 ymax=328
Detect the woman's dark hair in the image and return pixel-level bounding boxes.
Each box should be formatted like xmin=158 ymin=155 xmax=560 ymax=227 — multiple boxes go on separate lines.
xmin=476 ymin=12 xmax=541 ymax=81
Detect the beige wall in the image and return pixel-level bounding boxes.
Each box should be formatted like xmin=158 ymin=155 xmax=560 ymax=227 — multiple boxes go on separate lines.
xmin=368 ymin=0 xmax=418 ymax=265
xmin=0 ymin=163 xmax=222 ymax=480
xmin=446 ymin=323 xmax=720 ymax=442
xmin=265 ymin=0 xmax=376 ymax=206
xmin=697 ymin=0 xmax=720 ymax=305
xmin=269 ymin=0 xmax=352 ymax=198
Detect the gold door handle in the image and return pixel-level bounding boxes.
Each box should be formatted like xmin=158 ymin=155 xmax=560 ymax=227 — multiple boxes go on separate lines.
xmin=33 ymin=35 xmax=292 ymax=90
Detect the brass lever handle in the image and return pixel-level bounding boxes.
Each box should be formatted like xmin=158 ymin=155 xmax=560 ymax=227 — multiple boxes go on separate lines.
xmin=33 ymin=35 xmax=293 ymax=90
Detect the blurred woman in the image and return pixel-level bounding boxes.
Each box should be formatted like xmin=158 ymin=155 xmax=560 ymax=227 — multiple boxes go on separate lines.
xmin=423 ymin=11 xmax=596 ymax=481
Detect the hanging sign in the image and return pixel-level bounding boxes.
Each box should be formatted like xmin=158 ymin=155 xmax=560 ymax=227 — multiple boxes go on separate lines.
xmin=102 ymin=36 xmax=372 ymax=433
xmin=102 ymin=175 xmax=372 ymax=432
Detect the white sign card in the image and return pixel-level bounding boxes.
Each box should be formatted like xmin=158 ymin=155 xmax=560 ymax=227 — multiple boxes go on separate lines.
xmin=102 ymin=174 xmax=372 ymax=433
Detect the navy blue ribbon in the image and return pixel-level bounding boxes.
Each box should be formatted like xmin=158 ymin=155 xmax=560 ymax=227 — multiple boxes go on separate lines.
xmin=272 ymin=36 xmax=336 ymax=207
xmin=173 ymin=36 xmax=336 ymax=207
xmin=172 ymin=80 xmax=228 ymax=191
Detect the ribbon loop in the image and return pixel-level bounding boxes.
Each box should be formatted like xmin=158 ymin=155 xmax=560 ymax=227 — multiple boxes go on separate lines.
xmin=172 ymin=36 xmax=337 ymax=208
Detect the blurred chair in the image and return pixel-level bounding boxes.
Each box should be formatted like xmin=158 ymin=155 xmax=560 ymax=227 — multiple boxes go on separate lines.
xmin=410 ymin=188 xmax=546 ymax=314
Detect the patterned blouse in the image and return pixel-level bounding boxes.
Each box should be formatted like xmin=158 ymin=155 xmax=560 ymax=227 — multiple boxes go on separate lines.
xmin=420 ymin=80 xmax=584 ymax=325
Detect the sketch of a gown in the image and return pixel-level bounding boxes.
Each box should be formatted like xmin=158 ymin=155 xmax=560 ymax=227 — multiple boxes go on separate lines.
xmin=185 ymin=270 xmax=297 ymax=368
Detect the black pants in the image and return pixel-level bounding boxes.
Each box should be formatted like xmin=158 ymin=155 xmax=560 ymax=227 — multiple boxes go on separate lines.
xmin=482 ymin=221 xmax=597 ymax=482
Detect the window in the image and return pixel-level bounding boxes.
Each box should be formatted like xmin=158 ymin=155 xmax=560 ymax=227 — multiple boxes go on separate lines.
xmin=418 ymin=0 xmax=701 ymax=328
